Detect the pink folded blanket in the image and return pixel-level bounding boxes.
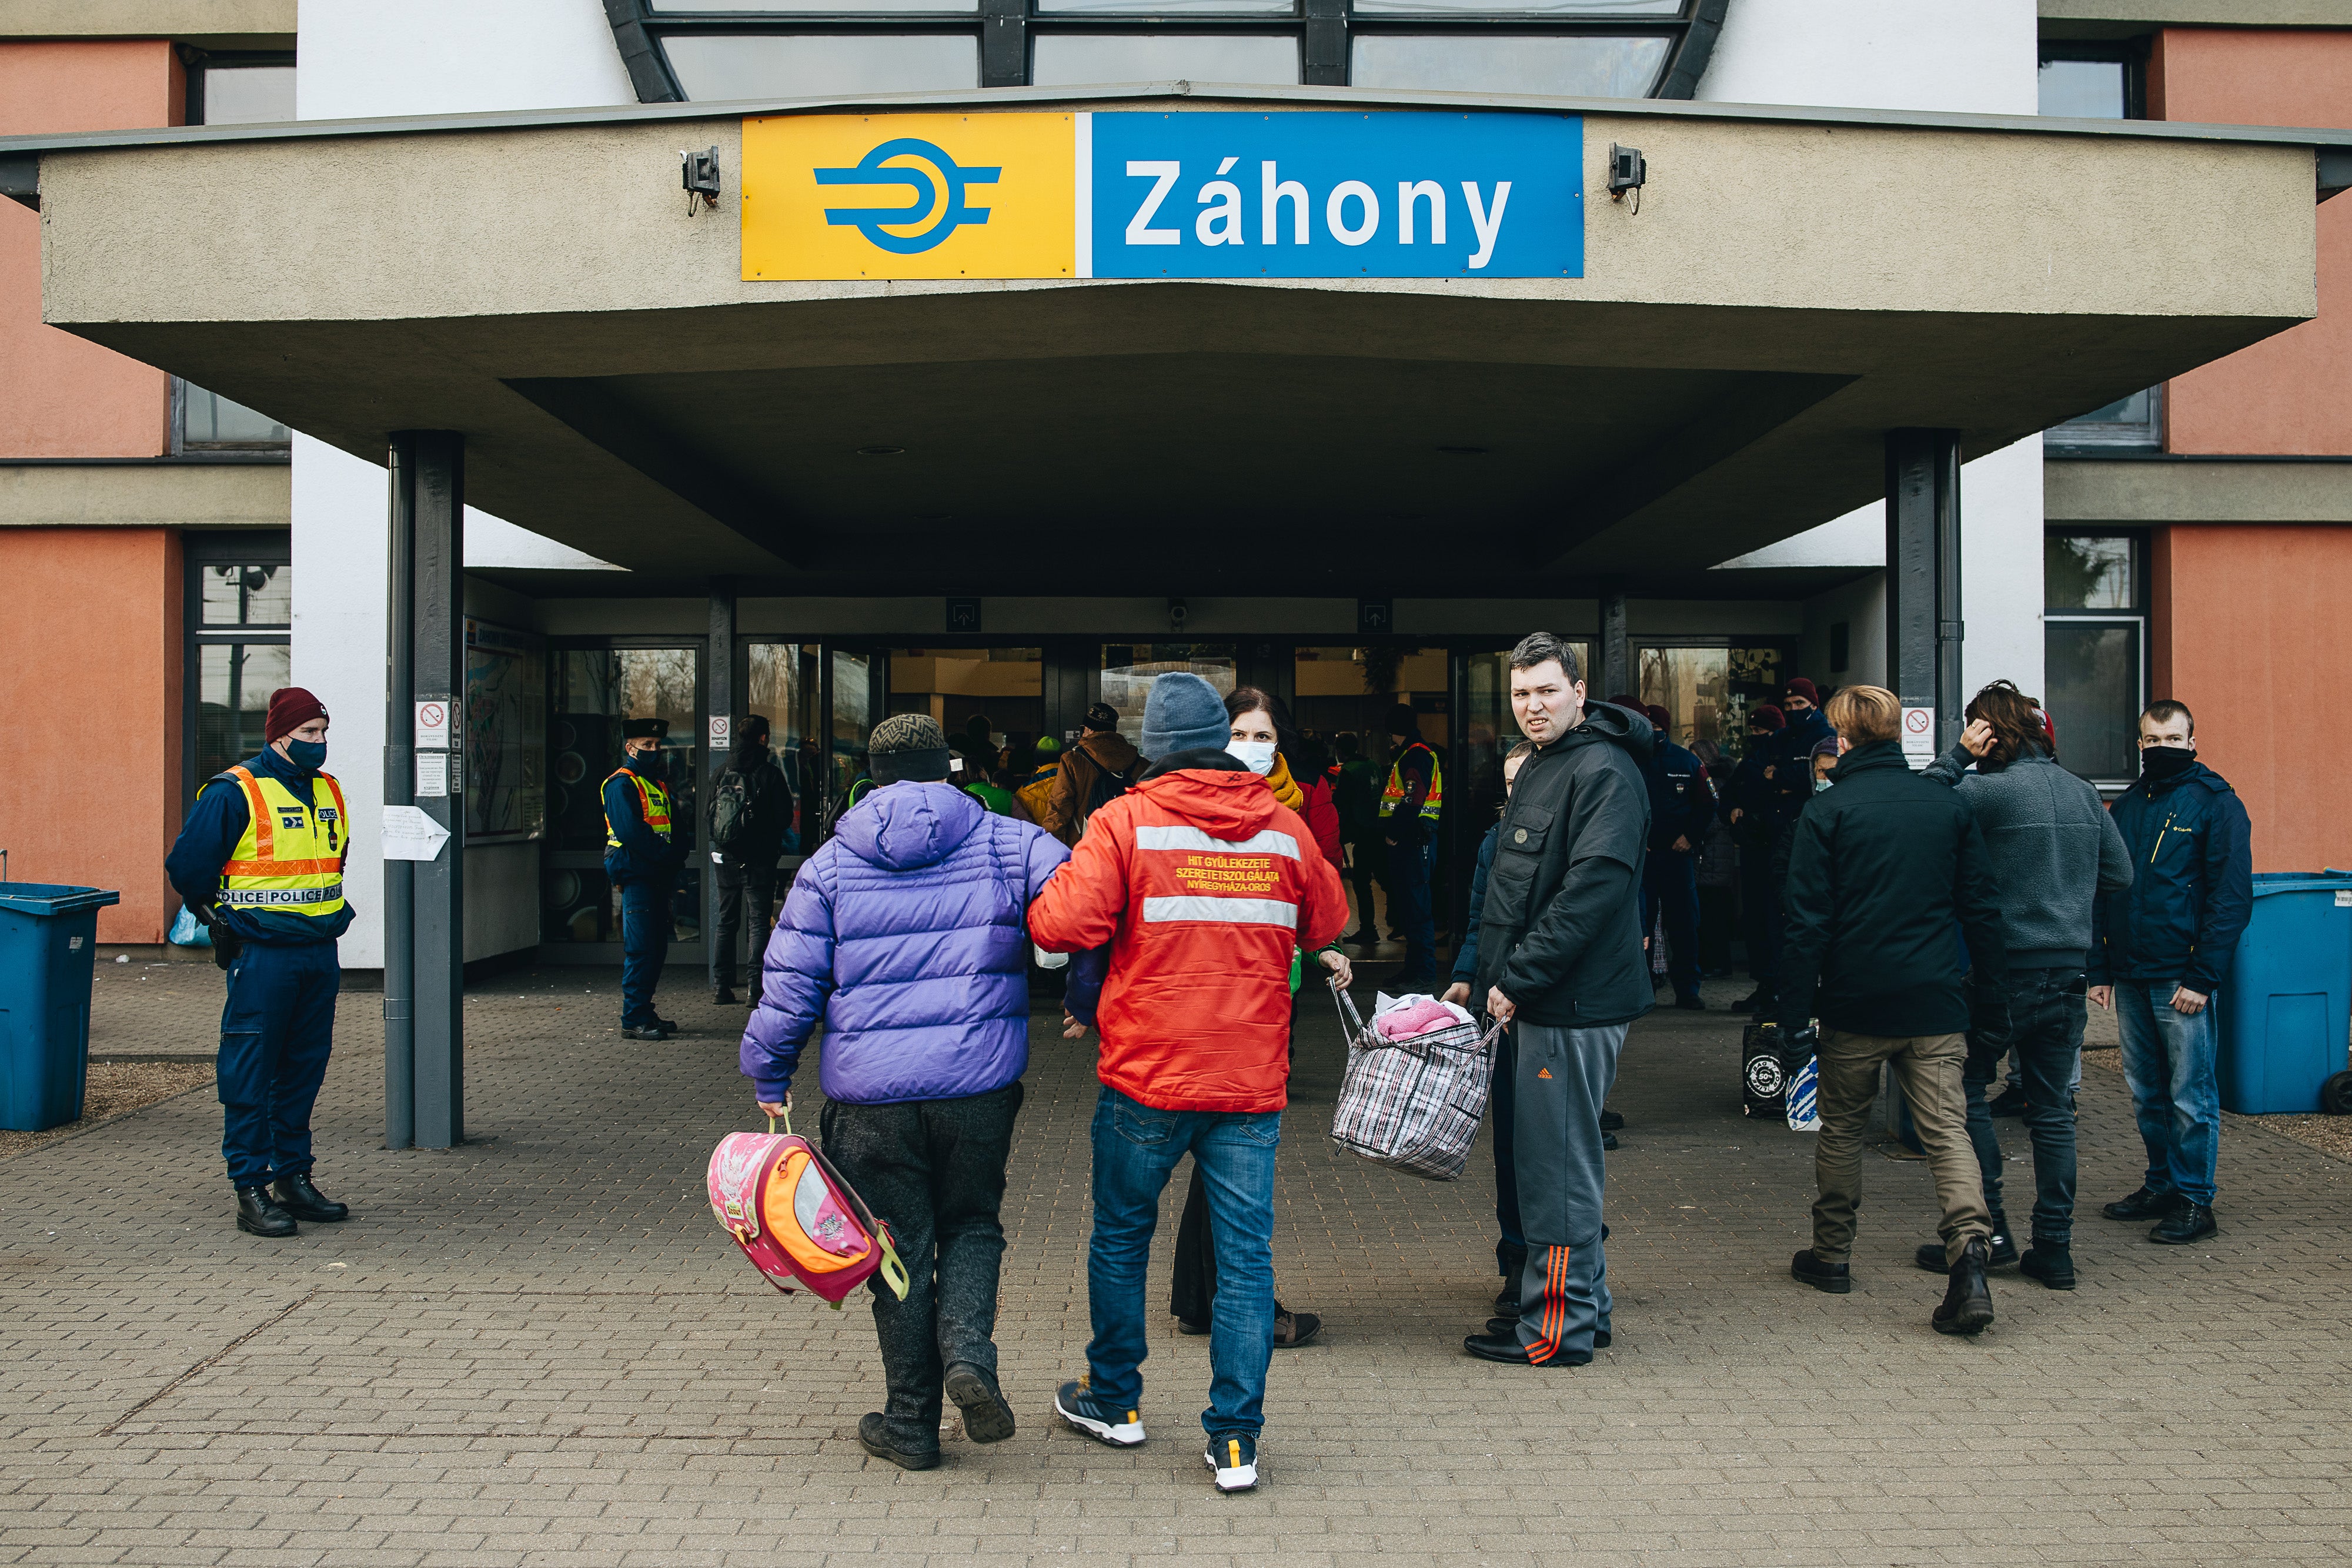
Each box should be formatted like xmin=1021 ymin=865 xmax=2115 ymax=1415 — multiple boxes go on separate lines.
xmin=1373 ymin=997 xmax=1465 ymax=1040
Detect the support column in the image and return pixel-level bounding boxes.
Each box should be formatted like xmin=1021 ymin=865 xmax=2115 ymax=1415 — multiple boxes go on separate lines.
xmin=706 ymin=580 xmax=736 ymax=991
xmin=1885 ymin=429 xmax=1965 ymax=760
xmin=1598 ymin=585 xmax=1632 ymax=703
xmin=406 ymin=431 xmax=465 ymax=1148
xmin=382 ymin=443 xmax=416 ymax=1151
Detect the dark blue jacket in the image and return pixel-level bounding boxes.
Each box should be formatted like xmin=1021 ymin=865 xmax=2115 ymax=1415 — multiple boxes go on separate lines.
xmin=602 ymin=759 xmax=678 ymax=888
xmin=2092 ymin=760 xmax=2253 ymax=994
xmin=1767 ymin=708 xmax=1835 ymax=823
xmin=165 ymin=745 xmax=356 ymax=945
xmin=1727 ymin=750 xmax=1776 ymax=848
xmin=1645 ymin=738 xmax=1715 ymax=855
xmin=1451 ymin=822 xmax=1501 ymax=986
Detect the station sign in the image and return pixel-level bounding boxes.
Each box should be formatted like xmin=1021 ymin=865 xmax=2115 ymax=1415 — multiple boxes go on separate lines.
xmin=741 ymin=110 xmax=1582 ymax=283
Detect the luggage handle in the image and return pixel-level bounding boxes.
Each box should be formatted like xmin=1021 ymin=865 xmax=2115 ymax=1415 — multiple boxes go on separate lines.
xmin=767 ymin=1109 xmax=794 ymax=1138
xmin=1332 ymin=979 xmax=1505 ymax=1059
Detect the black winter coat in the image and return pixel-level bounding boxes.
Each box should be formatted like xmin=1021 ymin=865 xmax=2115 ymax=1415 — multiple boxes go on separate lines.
xmin=1774 ymin=740 xmax=2008 ymax=1039
xmin=1476 ymin=703 xmax=1655 ymax=1029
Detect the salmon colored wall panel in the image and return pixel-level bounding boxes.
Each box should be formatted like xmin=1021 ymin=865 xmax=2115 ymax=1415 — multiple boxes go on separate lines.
xmin=2154 ymin=525 xmax=2352 ymax=874
xmin=2156 ymin=29 xmax=2352 ymax=455
xmin=0 ymin=42 xmax=181 ymax=459
xmin=0 ymin=530 xmax=182 ymax=941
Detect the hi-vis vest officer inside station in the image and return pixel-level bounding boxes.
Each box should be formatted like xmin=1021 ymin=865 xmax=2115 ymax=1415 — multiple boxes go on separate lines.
xmin=165 ymin=686 xmax=355 ymax=1239
xmin=604 ymin=718 xmax=682 ymax=1041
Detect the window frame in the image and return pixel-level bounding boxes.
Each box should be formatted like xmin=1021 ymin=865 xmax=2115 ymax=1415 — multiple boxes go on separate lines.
xmin=2042 ymin=528 xmax=2150 ymax=788
xmin=612 ymin=0 xmax=1725 ymax=96
xmin=183 ymin=531 xmax=294 ymax=809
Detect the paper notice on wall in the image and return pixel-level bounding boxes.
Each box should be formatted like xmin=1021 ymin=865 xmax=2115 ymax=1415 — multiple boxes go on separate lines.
xmin=416 ymin=751 xmax=449 ymax=798
xmin=382 ymin=805 xmax=452 ymax=862
xmin=1901 ymin=707 xmax=1936 ymax=766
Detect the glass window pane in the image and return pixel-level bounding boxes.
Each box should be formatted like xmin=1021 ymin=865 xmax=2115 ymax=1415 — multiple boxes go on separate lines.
xmin=200 ymin=563 xmax=291 ymax=626
xmin=1351 ymin=33 xmax=1671 ymax=96
xmin=549 ymin=648 xmax=701 ymax=857
xmin=1030 ymin=32 xmax=1302 ymax=86
xmin=882 ymin=648 xmax=1045 ymax=778
xmin=182 ymin=383 xmax=289 ymax=446
xmin=2044 ymin=623 xmax=2141 ymax=781
xmin=2046 ymin=536 xmax=2134 ymax=610
xmin=199 ymin=65 xmax=296 ymax=125
xmin=1357 ymin=0 xmax=1678 ymax=10
xmin=654 ymin=0 xmax=972 ymax=8
xmin=195 ymin=642 xmax=290 ymax=793
xmin=2038 ymin=58 xmax=2125 ymax=119
xmin=1719 ymin=645 xmax=1788 ymax=762
xmin=748 ymin=641 xmax=827 ymax=845
xmin=1098 ymin=644 xmax=1239 ymax=750
xmin=1637 ymin=646 xmax=1730 ymax=755
xmin=1040 ymin=0 xmax=1290 ymax=12
xmin=830 ymin=649 xmax=875 ymax=815
xmin=662 ymin=34 xmax=980 ymax=98
xmin=464 ymin=620 xmax=546 ymax=842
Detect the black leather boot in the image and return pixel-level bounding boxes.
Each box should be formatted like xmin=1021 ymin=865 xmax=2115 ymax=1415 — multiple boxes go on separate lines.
xmin=2102 ymin=1186 xmax=2183 ymax=1222
xmin=236 ymin=1185 xmax=298 ymax=1238
xmin=1915 ymin=1211 xmax=2017 ymax=1272
xmin=1932 ymin=1238 xmax=1995 ymax=1336
xmin=1790 ymin=1249 xmax=1852 ymax=1293
xmin=2019 ymin=1243 xmax=2076 ymax=1290
xmin=2149 ymin=1203 xmax=2217 ymax=1245
xmin=272 ymin=1172 xmax=348 ymax=1223
xmin=711 ymin=984 xmax=738 ymax=1005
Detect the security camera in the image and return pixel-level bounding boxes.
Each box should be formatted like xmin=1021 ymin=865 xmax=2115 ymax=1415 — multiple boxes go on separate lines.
xmin=1168 ymin=598 xmax=1189 ymax=633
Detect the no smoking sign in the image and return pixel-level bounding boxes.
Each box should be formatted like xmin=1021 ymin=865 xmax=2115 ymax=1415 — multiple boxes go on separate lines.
xmin=1900 ymin=705 xmax=1936 ymax=761
xmin=414 ymin=700 xmax=451 ymax=750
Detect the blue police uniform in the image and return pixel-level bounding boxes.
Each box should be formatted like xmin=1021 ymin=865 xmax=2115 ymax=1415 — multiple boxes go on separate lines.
xmin=165 ymin=744 xmax=355 ymax=1198
xmin=1641 ymin=735 xmax=1716 ymax=1007
xmin=603 ymin=750 xmax=679 ymax=1032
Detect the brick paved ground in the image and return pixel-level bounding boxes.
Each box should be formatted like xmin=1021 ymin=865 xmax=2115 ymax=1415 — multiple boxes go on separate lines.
xmin=4 ymin=961 xmax=2349 ymax=1567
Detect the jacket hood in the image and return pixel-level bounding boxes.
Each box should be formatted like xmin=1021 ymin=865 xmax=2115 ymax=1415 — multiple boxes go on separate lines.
xmin=1132 ymin=765 xmax=1280 ymax=839
xmin=1546 ymin=700 xmax=1654 ymax=765
xmin=834 ymin=780 xmax=984 ymax=871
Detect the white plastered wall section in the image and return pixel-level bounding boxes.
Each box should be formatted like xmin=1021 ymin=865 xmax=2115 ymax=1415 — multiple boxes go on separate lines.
xmin=1698 ymin=0 xmax=2048 ymax=711
xmin=293 ymin=0 xmax=636 ymax=968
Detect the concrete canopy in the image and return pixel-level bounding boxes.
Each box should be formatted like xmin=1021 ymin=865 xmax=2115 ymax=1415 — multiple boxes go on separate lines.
xmin=13 ymin=83 xmax=2339 ymax=596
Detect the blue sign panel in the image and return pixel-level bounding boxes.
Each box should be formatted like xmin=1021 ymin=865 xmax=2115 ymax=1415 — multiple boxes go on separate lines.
xmin=1083 ymin=111 xmax=1582 ymax=280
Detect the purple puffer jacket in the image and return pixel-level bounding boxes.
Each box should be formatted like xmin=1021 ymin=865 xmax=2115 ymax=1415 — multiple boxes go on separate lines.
xmin=739 ymin=780 xmax=1068 ymax=1105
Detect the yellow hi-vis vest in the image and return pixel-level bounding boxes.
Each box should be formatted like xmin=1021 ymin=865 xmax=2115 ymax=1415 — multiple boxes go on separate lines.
xmin=604 ymin=767 xmax=673 ymax=848
xmin=1378 ymin=740 xmax=1445 ymax=823
xmin=216 ymin=765 xmax=349 ymax=919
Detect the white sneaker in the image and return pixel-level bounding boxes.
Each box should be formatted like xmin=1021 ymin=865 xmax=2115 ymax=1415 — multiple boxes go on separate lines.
xmin=1205 ymin=1432 xmax=1259 ymax=1493
xmin=1054 ymin=1378 xmax=1144 ymax=1447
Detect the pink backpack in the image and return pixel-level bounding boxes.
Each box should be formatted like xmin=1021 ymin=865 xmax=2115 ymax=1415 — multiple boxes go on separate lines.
xmin=707 ymin=1114 xmax=910 ymax=1306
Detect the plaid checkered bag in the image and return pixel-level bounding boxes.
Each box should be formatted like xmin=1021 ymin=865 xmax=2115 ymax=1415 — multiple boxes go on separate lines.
xmin=1327 ymin=987 xmax=1505 ymax=1181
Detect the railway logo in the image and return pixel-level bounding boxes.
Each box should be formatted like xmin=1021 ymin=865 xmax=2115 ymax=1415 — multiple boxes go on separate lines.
xmin=816 ymin=138 xmax=1001 ymax=255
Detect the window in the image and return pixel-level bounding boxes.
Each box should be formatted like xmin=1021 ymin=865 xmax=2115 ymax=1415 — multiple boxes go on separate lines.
xmin=185 ymin=539 xmax=292 ymax=805
xmin=546 ymin=646 xmax=704 ymax=945
xmin=2043 ymin=532 xmax=2146 ymax=785
xmin=617 ymin=0 xmax=1724 ymax=95
xmin=176 ymin=54 xmax=298 ymax=454
xmin=2046 ymin=383 xmax=2162 ymax=452
xmin=2039 ymin=42 xmax=2158 ymax=451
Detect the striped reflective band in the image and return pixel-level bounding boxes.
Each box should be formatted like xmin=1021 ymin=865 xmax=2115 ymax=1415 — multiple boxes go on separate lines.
xmin=1134 ymin=824 xmax=1299 ymax=858
xmin=220 ymin=858 xmax=345 ymax=877
xmin=1141 ymin=895 xmax=1298 ymax=928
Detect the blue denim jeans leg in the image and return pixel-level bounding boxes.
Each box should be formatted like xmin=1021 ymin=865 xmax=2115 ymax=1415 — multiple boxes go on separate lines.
xmin=1085 ymin=1085 xmax=1279 ymax=1440
xmin=1963 ymin=968 xmax=2087 ymax=1246
xmin=2116 ymin=979 xmax=2221 ymax=1206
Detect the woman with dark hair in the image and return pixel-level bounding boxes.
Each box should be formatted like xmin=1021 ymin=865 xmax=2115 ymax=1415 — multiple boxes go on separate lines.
xmin=1164 ymin=686 xmax=1347 ymax=1349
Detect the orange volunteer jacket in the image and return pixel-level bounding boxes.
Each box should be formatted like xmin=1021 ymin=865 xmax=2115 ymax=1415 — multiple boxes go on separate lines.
xmin=1029 ymin=764 xmax=1348 ymax=1114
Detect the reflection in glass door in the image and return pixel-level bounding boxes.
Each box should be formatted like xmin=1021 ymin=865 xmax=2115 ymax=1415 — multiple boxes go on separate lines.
xmin=747 ymin=642 xmax=821 ymax=850
xmin=827 ymin=648 xmax=876 ymax=831
xmin=543 ymin=645 xmax=702 ymax=953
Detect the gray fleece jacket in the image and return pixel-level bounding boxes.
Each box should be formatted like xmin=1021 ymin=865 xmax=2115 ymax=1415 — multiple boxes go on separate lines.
xmin=1922 ymin=742 xmax=2133 ymax=969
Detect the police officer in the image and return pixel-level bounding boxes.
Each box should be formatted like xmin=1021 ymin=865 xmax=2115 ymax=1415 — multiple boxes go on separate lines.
xmin=604 ymin=718 xmax=680 ymax=1040
xmin=165 ymin=687 xmax=354 ymax=1238
xmin=1641 ymin=703 xmax=1716 ymax=1011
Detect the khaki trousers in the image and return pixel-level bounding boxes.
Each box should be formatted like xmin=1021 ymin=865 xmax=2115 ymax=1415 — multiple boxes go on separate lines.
xmin=1809 ymin=1028 xmax=1991 ymax=1268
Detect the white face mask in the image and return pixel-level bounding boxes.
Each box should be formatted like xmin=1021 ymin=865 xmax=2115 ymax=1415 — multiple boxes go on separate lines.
xmin=1228 ymin=739 xmax=1278 ymax=775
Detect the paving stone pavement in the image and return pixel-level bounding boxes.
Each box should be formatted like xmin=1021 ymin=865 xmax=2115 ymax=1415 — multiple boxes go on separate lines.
xmin=4 ymin=962 xmax=2349 ymax=1567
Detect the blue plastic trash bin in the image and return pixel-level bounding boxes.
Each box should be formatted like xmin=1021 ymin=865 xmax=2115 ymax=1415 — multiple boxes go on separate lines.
xmin=2213 ymin=871 xmax=2352 ymax=1115
xmin=0 ymin=883 xmax=122 ymax=1132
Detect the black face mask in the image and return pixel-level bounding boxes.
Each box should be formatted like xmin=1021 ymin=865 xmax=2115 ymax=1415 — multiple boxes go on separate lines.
xmin=630 ymin=747 xmax=665 ymax=779
xmin=2140 ymin=744 xmax=2196 ymax=781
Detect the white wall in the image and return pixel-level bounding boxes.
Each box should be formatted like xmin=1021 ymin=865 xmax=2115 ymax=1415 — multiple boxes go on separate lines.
xmin=1699 ymin=0 xmax=2044 ymax=710
xmin=295 ymin=2 xmax=633 ymax=966
xmin=1801 ymin=573 xmax=1888 ymax=690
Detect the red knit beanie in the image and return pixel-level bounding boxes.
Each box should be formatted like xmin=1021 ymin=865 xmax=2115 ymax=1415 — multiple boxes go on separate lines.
xmin=265 ymin=687 xmax=329 ymax=744
xmin=1750 ymin=704 xmax=1786 ymax=731
xmin=1785 ymin=677 xmax=1820 ymax=707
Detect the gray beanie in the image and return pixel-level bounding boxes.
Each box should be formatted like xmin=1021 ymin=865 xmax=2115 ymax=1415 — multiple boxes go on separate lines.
xmin=1140 ymin=673 xmax=1231 ymax=760
xmin=868 ymin=713 xmax=951 ymax=784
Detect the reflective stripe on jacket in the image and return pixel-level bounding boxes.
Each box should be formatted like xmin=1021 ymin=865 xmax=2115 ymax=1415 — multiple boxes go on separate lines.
xmin=1378 ymin=740 xmax=1444 ymax=822
xmin=603 ymin=767 xmax=671 ymax=848
xmin=215 ymin=765 xmax=348 ymax=920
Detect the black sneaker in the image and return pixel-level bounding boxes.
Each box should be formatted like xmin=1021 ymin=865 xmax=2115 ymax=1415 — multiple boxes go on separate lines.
xmin=1271 ymin=1306 xmax=1322 ymax=1348
xmin=1205 ymin=1432 xmax=1259 ymax=1493
xmin=2150 ymin=1203 xmax=2217 ymax=1245
xmin=622 ymin=1024 xmax=670 ymax=1042
xmin=1790 ymin=1249 xmax=1852 ymax=1294
xmin=943 ymin=1362 xmax=1016 ymax=1444
xmin=2019 ymin=1243 xmax=2077 ymax=1290
xmin=2103 ymin=1186 xmax=2184 ymax=1222
xmin=1054 ymin=1378 xmax=1144 ymax=1447
xmin=857 ymin=1412 xmax=940 ymax=1470
xmin=1599 ymin=1109 xmax=1625 ymax=1132
xmin=711 ymin=985 xmax=738 ymax=1005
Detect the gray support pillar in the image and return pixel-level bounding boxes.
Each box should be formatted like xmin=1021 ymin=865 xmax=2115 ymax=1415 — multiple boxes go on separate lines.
xmin=706 ymin=580 xmax=736 ymax=990
xmin=382 ymin=442 xmax=416 ymax=1150
xmin=1884 ymin=429 xmax=1965 ymax=759
xmin=1598 ymin=585 xmax=1632 ymax=703
xmin=407 ymin=431 xmax=466 ymax=1148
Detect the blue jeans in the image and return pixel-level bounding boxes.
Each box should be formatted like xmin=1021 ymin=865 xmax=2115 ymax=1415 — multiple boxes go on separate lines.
xmin=617 ymin=878 xmax=671 ymax=1028
xmin=1385 ymin=835 xmax=1436 ymax=978
xmin=1086 ymin=1086 xmax=1279 ymax=1439
xmin=217 ymin=941 xmax=339 ymax=1187
xmin=1963 ymin=968 xmax=2087 ymax=1246
xmin=2116 ymin=979 xmax=2221 ymax=1206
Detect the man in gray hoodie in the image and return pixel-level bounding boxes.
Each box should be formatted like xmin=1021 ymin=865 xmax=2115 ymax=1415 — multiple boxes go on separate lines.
xmin=1913 ymin=681 xmax=2131 ymax=1289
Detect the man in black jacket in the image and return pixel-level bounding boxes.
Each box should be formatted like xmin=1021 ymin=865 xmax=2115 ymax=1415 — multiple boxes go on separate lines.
xmin=1641 ymin=702 xmax=1715 ymax=1011
xmin=709 ymin=716 xmax=796 ymax=1005
xmin=1463 ymin=633 xmax=1652 ymax=1369
xmin=1778 ymin=685 xmax=2010 ymax=1336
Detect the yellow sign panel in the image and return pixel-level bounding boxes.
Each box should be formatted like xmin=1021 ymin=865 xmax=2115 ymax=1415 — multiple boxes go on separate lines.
xmin=741 ymin=112 xmax=1077 ymax=282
